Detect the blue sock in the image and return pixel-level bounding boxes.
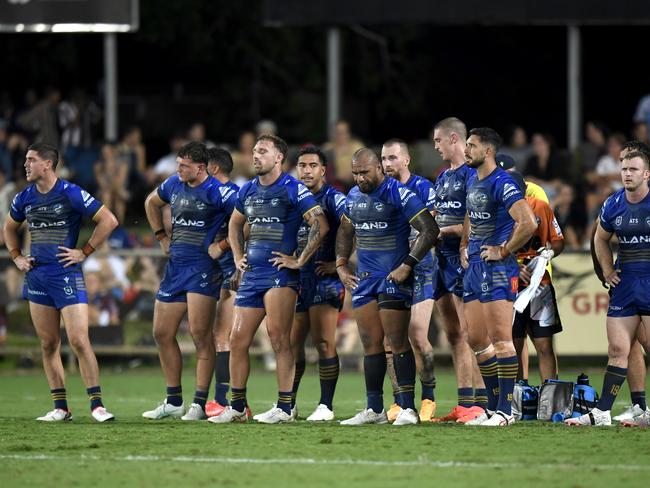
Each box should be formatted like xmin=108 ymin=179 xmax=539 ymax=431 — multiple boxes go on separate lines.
xmin=166 ymin=386 xmax=183 ymax=407
xmin=496 ymin=355 xmax=518 ymax=415
xmin=318 ymin=355 xmax=339 ymax=410
xmin=291 ymin=360 xmax=306 ymax=408
xmin=394 ymin=349 xmax=416 ymax=410
xmin=598 ymin=365 xmax=627 ymax=411
xmin=231 ymin=387 xmax=247 ymax=413
xmin=364 ymin=352 xmax=387 ymax=413
xmin=421 ymin=376 xmax=436 ymax=402
xmin=478 ymin=355 xmax=499 ymax=411
xmin=277 ymin=391 xmax=293 ymax=415
xmin=473 ymin=388 xmax=488 ymax=409
xmin=193 ymin=389 xmax=208 ymax=409
xmin=214 ymin=351 xmax=230 ymax=405
xmin=631 ymin=391 xmax=646 ymax=410
xmin=87 ymin=386 xmax=103 ymax=411
xmin=51 ymin=388 xmax=68 ymax=411
xmin=458 ymin=387 xmax=474 ymax=408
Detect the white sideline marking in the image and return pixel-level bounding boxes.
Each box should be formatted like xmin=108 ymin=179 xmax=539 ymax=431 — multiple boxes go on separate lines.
xmin=1 ymin=454 xmax=649 ymax=471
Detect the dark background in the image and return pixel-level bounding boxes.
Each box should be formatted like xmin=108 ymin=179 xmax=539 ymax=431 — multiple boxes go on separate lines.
xmin=1 ymin=0 xmax=647 ymax=159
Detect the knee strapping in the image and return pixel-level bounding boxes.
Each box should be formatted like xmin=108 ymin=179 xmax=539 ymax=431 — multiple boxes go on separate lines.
xmin=474 ymin=344 xmax=495 ymax=357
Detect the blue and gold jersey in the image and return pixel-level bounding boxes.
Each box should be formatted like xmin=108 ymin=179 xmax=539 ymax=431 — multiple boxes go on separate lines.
xmin=403 ymin=174 xmax=436 ymax=268
xmin=157 ymin=174 xmax=235 ymax=267
xmin=344 ymin=177 xmax=427 ymax=277
xmin=213 ymin=180 xmax=240 ymax=272
xmin=466 ymin=167 xmax=523 ymax=263
xmin=235 ymin=172 xmax=320 ymax=271
xmin=296 ymin=183 xmax=346 ymax=275
xmin=433 ymin=164 xmax=476 ymax=257
xmin=600 ymin=189 xmax=650 ymax=274
xmin=10 ymin=179 xmax=103 ymax=268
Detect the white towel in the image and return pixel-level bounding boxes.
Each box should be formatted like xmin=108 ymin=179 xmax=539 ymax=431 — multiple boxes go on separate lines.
xmin=513 ymin=251 xmax=552 ymax=314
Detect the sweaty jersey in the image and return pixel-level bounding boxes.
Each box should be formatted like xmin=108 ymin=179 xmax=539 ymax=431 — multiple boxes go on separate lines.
xmin=296 ymin=183 xmax=346 ymax=275
xmin=516 ymin=195 xmax=563 ymax=286
xmin=157 ymin=174 xmax=236 ymax=267
xmin=213 ymin=180 xmax=240 ymax=272
xmin=235 ymin=172 xmax=320 ymax=271
xmin=600 ymin=188 xmax=650 ymax=274
xmin=344 ymin=177 xmax=427 ymax=277
xmin=433 ymin=164 xmax=476 ymax=257
xmin=403 ymin=174 xmax=436 ymax=268
xmin=466 ymin=167 xmax=524 ymax=263
xmin=10 ymin=179 xmax=103 ymax=268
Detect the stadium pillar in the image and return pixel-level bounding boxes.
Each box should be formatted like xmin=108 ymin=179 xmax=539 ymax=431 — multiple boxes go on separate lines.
xmin=567 ymin=25 xmax=582 ymax=151
xmin=327 ymin=27 xmax=341 ymax=141
xmin=104 ymin=33 xmax=118 ymax=141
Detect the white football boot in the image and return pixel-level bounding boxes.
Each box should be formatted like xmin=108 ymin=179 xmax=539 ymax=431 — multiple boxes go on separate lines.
xmin=142 ymin=400 xmax=184 ymax=420
xmin=340 ymin=408 xmax=389 ymax=425
xmin=36 ymin=408 xmax=73 ymax=422
xmin=564 ymin=408 xmax=611 ymax=426
xmin=181 ymin=403 xmax=207 ymax=421
xmin=306 ymin=404 xmax=335 ymax=422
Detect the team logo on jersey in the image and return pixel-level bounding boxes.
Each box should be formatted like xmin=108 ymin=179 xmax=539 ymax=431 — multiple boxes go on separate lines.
xmin=53 ymin=203 xmax=63 ymax=214
xmin=374 ymin=202 xmax=384 ymax=212
xmin=244 ymin=197 xmax=251 ymax=206
xmin=615 ymin=216 xmax=623 ymax=227
xmin=64 ymin=286 xmax=73 ymax=296
xmin=271 ymin=198 xmax=279 ymax=207
xmin=171 ymin=194 xmax=178 ymax=205
xmin=481 ymin=282 xmax=489 ymax=292
xmin=468 ymin=190 xmax=489 ymax=210
xmin=645 ymin=216 xmax=650 ymax=227
xmin=25 ymin=204 xmax=32 ymax=213
xmin=196 ymin=201 xmax=206 ymax=210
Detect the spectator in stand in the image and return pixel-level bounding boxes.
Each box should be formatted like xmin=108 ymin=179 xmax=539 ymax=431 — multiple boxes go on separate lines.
xmin=187 ymin=122 xmax=216 ymax=148
xmin=117 ymin=126 xmax=148 ymax=213
xmin=524 ymin=132 xmax=570 ymax=199
xmin=17 ymin=87 xmax=61 ymax=145
xmin=255 ymin=119 xmax=278 ymax=137
xmin=150 ymin=132 xmax=187 ymax=184
xmin=85 ymin=271 xmax=120 ymax=327
xmin=632 ymin=122 xmax=649 ymax=145
xmin=322 ymin=120 xmax=364 ymax=190
xmin=551 ymin=184 xmax=582 ymax=250
xmin=58 ymin=88 xmax=101 ymax=152
xmin=503 ymin=125 xmax=532 ymax=173
xmin=575 ymin=121 xmax=608 ymax=173
xmin=231 ymin=130 xmax=256 ymax=187
xmin=95 ymin=142 xmax=129 ymax=224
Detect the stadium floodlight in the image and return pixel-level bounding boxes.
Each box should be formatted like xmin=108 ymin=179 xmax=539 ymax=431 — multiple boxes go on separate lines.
xmin=0 ymin=0 xmax=139 ymax=33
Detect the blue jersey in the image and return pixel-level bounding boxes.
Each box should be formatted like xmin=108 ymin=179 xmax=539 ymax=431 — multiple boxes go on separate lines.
xmin=213 ymin=180 xmax=240 ymax=272
xmin=433 ymin=164 xmax=476 ymax=257
xmin=600 ymin=189 xmax=650 ymax=274
xmin=10 ymin=179 xmax=103 ymax=268
xmin=344 ymin=177 xmax=428 ymax=277
xmin=466 ymin=167 xmax=523 ymax=263
xmin=157 ymin=174 xmax=235 ymax=268
xmin=235 ymin=173 xmax=320 ymax=271
xmin=403 ymin=174 xmax=436 ymax=268
xmin=296 ymin=183 xmax=346 ymax=275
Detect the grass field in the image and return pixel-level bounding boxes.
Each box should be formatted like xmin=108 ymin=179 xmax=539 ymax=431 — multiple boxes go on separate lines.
xmin=1 ymin=367 xmax=649 ymax=487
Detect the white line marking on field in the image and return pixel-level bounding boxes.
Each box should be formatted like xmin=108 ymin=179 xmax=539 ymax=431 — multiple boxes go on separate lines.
xmin=1 ymin=454 xmax=649 ymax=471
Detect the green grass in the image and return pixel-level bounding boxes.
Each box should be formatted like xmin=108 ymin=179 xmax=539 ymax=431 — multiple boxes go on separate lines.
xmin=0 ymin=367 xmax=649 ymax=487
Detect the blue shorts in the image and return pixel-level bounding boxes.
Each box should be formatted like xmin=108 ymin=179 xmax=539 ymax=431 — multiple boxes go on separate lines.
xmin=156 ymin=260 xmax=223 ymax=303
xmin=432 ymin=254 xmax=465 ymax=300
xmin=296 ymin=274 xmax=345 ymax=313
xmin=235 ymin=267 xmax=299 ymax=309
xmin=351 ymin=272 xmax=412 ymax=309
xmin=412 ymin=263 xmax=434 ymax=305
xmin=463 ymin=258 xmax=519 ymax=304
xmin=23 ymin=265 xmax=87 ymax=310
xmin=607 ymin=274 xmax=650 ymax=317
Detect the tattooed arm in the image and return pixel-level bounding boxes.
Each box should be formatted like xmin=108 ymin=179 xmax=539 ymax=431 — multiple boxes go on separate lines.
xmin=387 ymin=210 xmax=438 ymax=284
xmin=271 ymin=207 xmax=329 ymax=270
xmin=335 ymin=215 xmax=359 ymax=290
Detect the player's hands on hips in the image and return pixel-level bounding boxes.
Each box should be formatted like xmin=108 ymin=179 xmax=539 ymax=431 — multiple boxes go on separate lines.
xmin=480 ymin=245 xmax=505 ymax=261
xmin=270 ymin=251 xmax=302 ymax=270
xmin=460 ymin=247 xmax=469 ymax=269
xmin=387 ymin=263 xmax=412 ymax=284
xmin=315 ymin=260 xmax=336 ymax=276
xmin=159 ymin=236 xmax=170 ymax=255
xmin=519 ymin=265 xmax=532 ymax=285
xmin=208 ymin=242 xmax=224 ymax=260
xmin=235 ymin=255 xmax=248 ymax=272
xmin=337 ymin=266 xmax=359 ymax=290
xmin=13 ymin=254 xmax=35 ymax=272
xmin=56 ymin=246 xmax=86 ymax=267
xmin=605 ymin=269 xmax=621 ymax=287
